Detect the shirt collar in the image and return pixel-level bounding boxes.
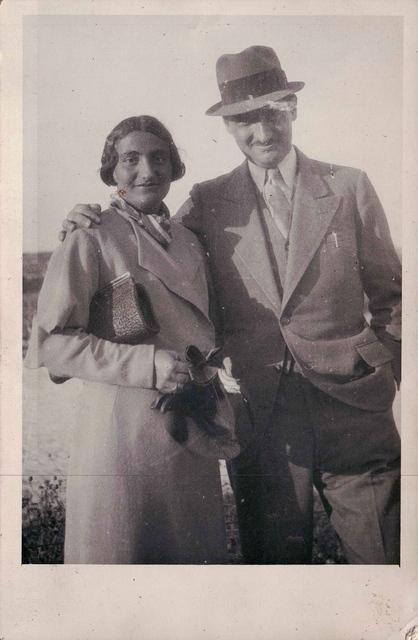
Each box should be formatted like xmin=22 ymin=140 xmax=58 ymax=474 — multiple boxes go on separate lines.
xmin=248 ymin=145 xmax=297 ymax=194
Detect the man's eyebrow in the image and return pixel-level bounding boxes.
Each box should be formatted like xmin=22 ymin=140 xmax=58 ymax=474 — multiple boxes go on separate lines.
xmin=119 ymin=151 xmax=140 ymax=158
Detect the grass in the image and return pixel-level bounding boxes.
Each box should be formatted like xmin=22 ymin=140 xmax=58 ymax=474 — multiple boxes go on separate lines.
xmin=22 ymin=477 xmax=66 ymax=564
xmin=22 ymin=477 xmax=346 ymax=564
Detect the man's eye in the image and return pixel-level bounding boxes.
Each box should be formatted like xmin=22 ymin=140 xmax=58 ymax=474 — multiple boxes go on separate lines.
xmin=154 ymin=155 xmax=167 ymax=163
xmin=123 ymin=157 xmax=137 ymax=165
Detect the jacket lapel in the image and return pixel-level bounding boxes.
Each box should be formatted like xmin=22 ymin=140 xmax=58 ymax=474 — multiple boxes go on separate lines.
xmin=281 ymin=149 xmax=341 ymax=311
xmin=116 ymin=208 xmax=211 ymax=321
xmin=214 ymin=162 xmax=282 ymax=312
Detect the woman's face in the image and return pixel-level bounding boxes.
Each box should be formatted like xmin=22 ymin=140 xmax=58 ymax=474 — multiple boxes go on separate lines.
xmin=113 ymin=130 xmax=172 ymax=214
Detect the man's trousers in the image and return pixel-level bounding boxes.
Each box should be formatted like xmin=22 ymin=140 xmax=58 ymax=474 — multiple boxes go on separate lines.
xmin=227 ymin=370 xmax=400 ymax=564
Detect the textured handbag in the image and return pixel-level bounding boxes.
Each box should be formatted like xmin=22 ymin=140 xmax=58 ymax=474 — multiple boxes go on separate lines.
xmin=88 ymin=272 xmax=159 ymax=344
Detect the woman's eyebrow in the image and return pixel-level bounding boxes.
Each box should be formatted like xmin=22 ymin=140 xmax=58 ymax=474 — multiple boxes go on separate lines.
xmin=150 ymin=149 xmax=169 ymax=157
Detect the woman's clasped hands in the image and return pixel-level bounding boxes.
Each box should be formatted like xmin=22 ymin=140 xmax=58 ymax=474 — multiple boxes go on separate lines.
xmin=154 ymin=349 xmax=190 ymax=395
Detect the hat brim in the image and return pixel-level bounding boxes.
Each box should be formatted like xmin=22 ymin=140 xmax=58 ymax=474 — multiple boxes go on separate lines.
xmin=205 ymin=81 xmax=305 ymax=117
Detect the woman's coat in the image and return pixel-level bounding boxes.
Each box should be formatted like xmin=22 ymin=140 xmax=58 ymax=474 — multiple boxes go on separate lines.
xmin=26 ymin=205 xmax=228 ymax=564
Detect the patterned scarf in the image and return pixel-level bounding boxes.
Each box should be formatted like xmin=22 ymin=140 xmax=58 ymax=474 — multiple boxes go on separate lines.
xmin=110 ymin=193 xmax=172 ymax=249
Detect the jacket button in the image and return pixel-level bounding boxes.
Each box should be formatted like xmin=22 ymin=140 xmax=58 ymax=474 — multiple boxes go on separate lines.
xmin=281 ymin=315 xmax=291 ymax=326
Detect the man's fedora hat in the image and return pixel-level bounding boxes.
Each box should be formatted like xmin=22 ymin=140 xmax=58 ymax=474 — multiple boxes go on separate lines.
xmin=206 ymin=46 xmax=304 ymax=117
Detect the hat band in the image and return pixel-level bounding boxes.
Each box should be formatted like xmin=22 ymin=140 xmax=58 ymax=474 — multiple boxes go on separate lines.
xmin=220 ymin=68 xmax=288 ymax=105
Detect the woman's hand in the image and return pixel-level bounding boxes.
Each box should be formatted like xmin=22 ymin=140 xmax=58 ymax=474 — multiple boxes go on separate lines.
xmin=58 ymin=204 xmax=103 ymax=242
xmin=154 ymin=349 xmax=190 ymax=394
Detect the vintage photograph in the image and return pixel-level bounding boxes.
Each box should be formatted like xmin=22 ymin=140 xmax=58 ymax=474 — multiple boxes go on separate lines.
xmin=21 ymin=14 xmax=402 ymax=567
xmin=3 ymin=4 xmax=417 ymax=639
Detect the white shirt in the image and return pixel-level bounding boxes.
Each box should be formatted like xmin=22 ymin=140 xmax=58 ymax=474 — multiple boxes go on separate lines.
xmin=248 ymin=145 xmax=297 ymax=200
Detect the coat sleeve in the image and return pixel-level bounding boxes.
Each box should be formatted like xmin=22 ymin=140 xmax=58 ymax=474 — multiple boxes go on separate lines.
xmin=355 ymin=171 xmax=401 ymax=382
xmin=25 ymin=229 xmax=155 ymax=388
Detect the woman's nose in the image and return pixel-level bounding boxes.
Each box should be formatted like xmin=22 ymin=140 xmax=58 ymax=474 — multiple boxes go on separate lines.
xmin=136 ymin=157 xmax=155 ymax=180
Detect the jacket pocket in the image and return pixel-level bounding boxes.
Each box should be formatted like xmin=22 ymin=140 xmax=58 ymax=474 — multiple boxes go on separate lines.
xmin=355 ymin=339 xmax=393 ymax=369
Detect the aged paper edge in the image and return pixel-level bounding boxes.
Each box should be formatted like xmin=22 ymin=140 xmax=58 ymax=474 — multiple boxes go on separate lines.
xmin=1 ymin=1 xmax=417 ymax=639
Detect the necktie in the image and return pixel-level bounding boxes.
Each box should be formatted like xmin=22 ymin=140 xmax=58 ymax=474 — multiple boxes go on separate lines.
xmin=263 ymin=168 xmax=292 ymax=239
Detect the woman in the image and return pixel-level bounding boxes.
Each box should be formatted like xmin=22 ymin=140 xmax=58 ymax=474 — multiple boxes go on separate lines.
xmin=26 ymin=116 xmax=238 ymax=564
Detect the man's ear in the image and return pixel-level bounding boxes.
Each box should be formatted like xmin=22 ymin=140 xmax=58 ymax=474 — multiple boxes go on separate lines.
xmin=287 ymin=94 xmax=298 ymax=122
xmin=223 ymin=117 xmax=232 ymax=133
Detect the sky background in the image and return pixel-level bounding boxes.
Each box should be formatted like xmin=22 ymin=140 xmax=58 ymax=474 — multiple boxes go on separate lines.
xmin=23 ymin=14 xmax=403 ymax=253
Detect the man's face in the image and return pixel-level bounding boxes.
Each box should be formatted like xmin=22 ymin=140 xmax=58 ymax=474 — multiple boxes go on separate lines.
xmin=224 ymin=101 xmax=297 ymax=168
xmin=113 ymin=130 xmax=172 ymax=214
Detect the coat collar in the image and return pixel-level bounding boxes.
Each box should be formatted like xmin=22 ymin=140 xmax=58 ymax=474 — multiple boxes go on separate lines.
xmin=281 ymin=149 xmax=341 ymax=310
xmin=220 ymin=160 xmax=255 ymax=203
xmin=212 ymin=162 xmax=283 ymax=312
xmin=220 ymin=147 xmax=329 ymax=203
xmin=214 ymin=148 xmax=341 ymax=313
xmin=114 ymin=206 xmax=211 ymax=322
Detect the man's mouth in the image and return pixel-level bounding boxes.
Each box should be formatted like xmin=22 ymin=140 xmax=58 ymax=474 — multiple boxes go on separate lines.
xmin=253 ymin=143 xmax=277 ymax=151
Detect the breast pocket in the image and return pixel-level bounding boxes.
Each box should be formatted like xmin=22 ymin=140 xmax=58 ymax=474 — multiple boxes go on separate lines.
xmin=321 ymin=228 xmax=359 ymax=286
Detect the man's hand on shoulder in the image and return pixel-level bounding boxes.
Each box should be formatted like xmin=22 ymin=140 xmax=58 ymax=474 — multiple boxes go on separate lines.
xmin=58 ymin=204 xmax=102 ymax=242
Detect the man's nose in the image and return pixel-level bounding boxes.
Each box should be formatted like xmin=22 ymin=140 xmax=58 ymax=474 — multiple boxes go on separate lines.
xmin=253 ymin=120 xmax=274 ymax=142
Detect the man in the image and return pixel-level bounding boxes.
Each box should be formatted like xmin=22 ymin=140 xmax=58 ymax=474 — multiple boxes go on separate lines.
xmin=61 ymin=46 xmax=401 ymax=564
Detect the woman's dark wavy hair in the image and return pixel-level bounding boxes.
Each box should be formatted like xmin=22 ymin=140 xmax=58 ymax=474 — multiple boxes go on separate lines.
xmin=100 ymin=115 xmax=185 ymax=186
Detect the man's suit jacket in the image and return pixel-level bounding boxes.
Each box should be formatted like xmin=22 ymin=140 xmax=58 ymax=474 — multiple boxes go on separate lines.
xmin=175 ymin=148 xmax=401 ymax=426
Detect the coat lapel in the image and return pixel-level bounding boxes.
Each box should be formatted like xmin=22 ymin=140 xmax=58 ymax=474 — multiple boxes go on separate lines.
xmin=116 ymin=208 xmax=211 ymax=321
xmin=281 ymin=150 xmax=341 ymax=311
xmin=214 ymin=162 xmax=282 ymax=312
